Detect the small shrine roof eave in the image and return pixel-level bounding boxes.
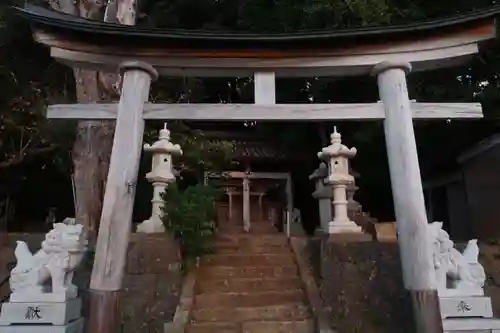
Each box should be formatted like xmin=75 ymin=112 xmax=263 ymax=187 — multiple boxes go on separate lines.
xmin=14 ymin=4 xmax=500 ymax=77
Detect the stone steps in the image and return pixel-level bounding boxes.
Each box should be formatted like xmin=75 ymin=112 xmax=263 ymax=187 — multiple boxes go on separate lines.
xmin=217 ymin=227 xmax=279 ymax=235
xmin=215 ymin=244 xmax=292 ymax=254
xmin=186 ymin=322 xmax=238 ymax=333
xmin=215 ymin=234 xmax=289 ymax=247
xmin=185 ymin=222 xmax=314 ymax=333
xmin=186 ymin=319 xmax=314 ymax=333
xmin=200 ymin=265 xmax=299 ymax=279
xmin=215 ymin=236 xmax=290 ymax=253
xmin=191 ymin=303 xmax=311 ymax=322
xmin=195 ymin=277 xmax=303 ymax=294
xmin=217 ymin=222 xmax=279 ymax=235
xmin=194 ymin=289 xmax=306 ymax=308
xmin=201 ymin=253 xmax=295 ymax=267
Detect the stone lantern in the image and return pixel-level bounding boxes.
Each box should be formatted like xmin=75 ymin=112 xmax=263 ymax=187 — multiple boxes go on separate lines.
xmin=309 ymin=162 xmax=332 ymax=234
xmin=318 ymin=127 xmax=362 ymax=234
xmin=137 ymin=123 xmax=183 ymax=233
xmin=347 ymin=167 xmax=362 ymax=219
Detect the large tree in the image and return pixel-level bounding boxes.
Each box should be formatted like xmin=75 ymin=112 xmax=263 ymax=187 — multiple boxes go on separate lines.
xmin=46 ymin=0 xmax=138 ymax=234
xmin=0 ymin=0 xmax=497 ymax=229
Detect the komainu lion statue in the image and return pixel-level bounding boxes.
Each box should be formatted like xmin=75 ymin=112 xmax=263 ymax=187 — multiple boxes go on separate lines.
xmin=9 ymin=218 xmax=87 ymax=302
xmin=428 ymin=221 xmax=486 ymax=297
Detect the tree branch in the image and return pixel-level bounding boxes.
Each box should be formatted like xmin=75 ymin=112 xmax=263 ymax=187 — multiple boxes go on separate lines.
xmin=47 ymin=0 xmax=78 ymax=15
xmin=79 ymin=0 xmax=106 ymax=20
xmin=0 ymin=145 xmax=59 ymax=169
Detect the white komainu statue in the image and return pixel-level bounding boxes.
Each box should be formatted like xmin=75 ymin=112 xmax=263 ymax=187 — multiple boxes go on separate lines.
xmin=428 ymin=221 xmax=486 ymax=297
xmin=9 ymin=218 xmax=87 ymax=302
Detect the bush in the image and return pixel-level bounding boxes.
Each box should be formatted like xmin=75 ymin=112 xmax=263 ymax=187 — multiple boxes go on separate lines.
xmin=161 ymin=183 xmax=220 ymax=269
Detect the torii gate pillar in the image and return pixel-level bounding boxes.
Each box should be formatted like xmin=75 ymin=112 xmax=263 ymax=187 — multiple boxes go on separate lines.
xmin=372 ymin=61 xmax=443 ymax=333
xmin=87 ymin=61 xmax=158 ymax=333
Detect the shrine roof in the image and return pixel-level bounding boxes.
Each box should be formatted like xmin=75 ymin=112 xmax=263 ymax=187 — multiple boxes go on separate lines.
xmin=206 ymin=136 xmax=288 ymax=161
xmin=231 ymin=141 xmax=287 ymax=161
xmin=14 ymin=4 xmax=500 ymax=48
xmin=13 ymin=5 xmax=500 ymax=76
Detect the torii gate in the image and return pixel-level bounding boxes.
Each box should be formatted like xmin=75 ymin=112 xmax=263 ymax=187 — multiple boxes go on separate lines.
xmin=15 ymin=4 xmax=500 ymax=333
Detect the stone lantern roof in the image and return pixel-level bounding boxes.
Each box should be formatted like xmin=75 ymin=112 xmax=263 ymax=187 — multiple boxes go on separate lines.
xmin=144 ymin=124 xmax=183 ymax=155
xmin=318 ymin=127 xmax=357 ymax=160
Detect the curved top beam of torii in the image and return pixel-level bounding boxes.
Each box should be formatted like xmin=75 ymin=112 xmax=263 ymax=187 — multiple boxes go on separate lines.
xmin=13 ymin=4 xmax=500 ymax=77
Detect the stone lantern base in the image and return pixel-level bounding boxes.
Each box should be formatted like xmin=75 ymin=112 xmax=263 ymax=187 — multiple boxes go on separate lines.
xmin=328 ymin=218 xmax=363 ymax=234
xmin=136 ymin=216 xmax=165 ymax=233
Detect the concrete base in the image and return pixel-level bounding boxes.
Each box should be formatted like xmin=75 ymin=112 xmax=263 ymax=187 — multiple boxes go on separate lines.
xmin=443 ymin=318 xmax=500 ymax=332
xmin=441 ymin=294 xmax=500 ymax=332
xmin=439 ymin=288 xmax=485 ymax=298
xmin=440 ymin=296 xmax=493 ymax=319
xmin=0 ymin=298 xmax=81 ymax=326
xmin=136 ymin=217 xmax=165 ymax=233
xmin=327 ymin=232 xmax=373 ymax=243
xmin=0 ymin=318 xmax=83 ymax=333
xmin=328 ymin=220 xmax=363 ymax=234
xmin=10 ymin=289 xmax=78 ymax=303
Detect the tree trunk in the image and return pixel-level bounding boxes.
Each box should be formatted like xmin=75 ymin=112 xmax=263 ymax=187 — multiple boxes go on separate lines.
xmin=48 ymin=0 xmax=137 ymax=234
xmin=72 ymin=69 xmax=118 ymax=234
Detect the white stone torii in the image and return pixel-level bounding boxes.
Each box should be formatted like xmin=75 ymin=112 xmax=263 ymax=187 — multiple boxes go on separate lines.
xmin=47 ymin=102 xmax=482 ymax=121
xmin=91 ymin=62 xmax=158 ymax=292
xmin=373 ymin=63 xmax=442 ymax=329
xmin=56 ymin=62 xmax=455 ymax=333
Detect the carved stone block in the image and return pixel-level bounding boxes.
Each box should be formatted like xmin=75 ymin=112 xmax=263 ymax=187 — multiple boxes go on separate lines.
xmin=0 ymin=298 xmax=81 ymax=326
xmin=0 ymin=318 xmax=83 ymax=333
xmin=10 ymin=289 xmax=78 ymax=303
xmin=440 ymin=296 xmax=493 ymax=319
xmin=443 ymin=318 xmax=500 ymax=332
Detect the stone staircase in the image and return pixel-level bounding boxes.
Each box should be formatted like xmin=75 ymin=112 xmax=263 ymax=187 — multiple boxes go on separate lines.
xmin=186 ymin=220 xmax=314 ymax=333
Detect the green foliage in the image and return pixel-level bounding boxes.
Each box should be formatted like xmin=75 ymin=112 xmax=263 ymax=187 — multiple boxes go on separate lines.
xmin=143 ymin=122 xmax=235 ymax=184
xmin=141 ymin=0 xmax=419 ymax=31
xmin=2 ymin=0 xmax=500 ymax=225
xmin=161 ymin=183 xmax=220 ymax=269
xmin=0 ymin=0 xmax=75 ymax=182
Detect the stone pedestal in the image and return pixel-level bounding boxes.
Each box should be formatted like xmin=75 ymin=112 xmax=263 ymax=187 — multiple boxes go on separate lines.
xmin=0 ymin=298 xmax=83 ymax=333
xmin=137 ymin=215 xmax=165 ymax=234
xmin=0 ymin=319 xmax=83 ymax=333
xmin=328 ymin=219 xmax=363 ymax=234
xmin=440 ymin=296 xmax=500 ymax=332
xmin=326 ymin=232 xmax=372 ymax=243
xmin=440 ymin=296 xmax=493 ymax=319
xmin=10 ymin=288 xmax=78 ymax=303
xmin=329 ymin=181 xmax=362 ymax=234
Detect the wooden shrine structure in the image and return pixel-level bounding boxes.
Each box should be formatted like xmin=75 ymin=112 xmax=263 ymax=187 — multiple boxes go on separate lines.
xmin=200 ymin=129 xmax=294 ymax=233
xmin=14 ymin=4 xmax=500 ymax=333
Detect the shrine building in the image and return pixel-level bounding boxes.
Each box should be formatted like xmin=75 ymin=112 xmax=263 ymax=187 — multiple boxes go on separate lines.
xmin=9 ymin=4 xmax=500 ymax=333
